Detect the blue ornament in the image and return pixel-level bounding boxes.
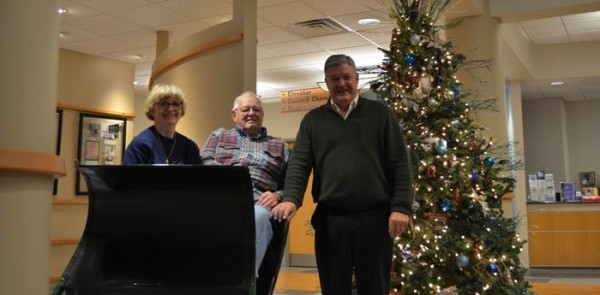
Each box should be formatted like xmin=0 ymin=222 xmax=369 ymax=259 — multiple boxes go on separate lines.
xmin=411 ymin=202 xmax=421 ymax=212
xmin=405 ymin=55 xmax=416 ymax=65
xmin=436 ymin=140 xmax=448 ymax=155
xmin=484 ymin=157 xmax=495 ymax=168
xmin=435 ymin=75 xmax=443 ymax=83
xmin=436 ymin=145 xmax=448 ymax=155
xmin=452 ymin=86 xmax=461 ymax=95
xmin=451 ymin=119 xmax=460 ymax=127
xmin=457 ymin=254 xmax=470 ymax=267
xmin=440 ymin=201 xmax=452 ymax=212
xmin=436 ymin=49 xmax=444 ymax=59
xmin=487 ymin=264 xmax=498 ymax=273
xmin=484 ymin=237 xmax=496 ymax=247
xmin=471 ymin=170 xmax=479 ymax=182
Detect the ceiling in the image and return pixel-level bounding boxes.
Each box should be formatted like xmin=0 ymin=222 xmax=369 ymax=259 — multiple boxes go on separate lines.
xmin=57 ymin=0 xmax=600 ymax=101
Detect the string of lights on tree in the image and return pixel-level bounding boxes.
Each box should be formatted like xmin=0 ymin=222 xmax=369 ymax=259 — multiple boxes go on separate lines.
xmin=373 ymin=0 xmax=532 ymax=294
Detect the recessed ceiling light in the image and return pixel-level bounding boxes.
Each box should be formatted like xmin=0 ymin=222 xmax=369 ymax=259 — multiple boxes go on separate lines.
xmin=57 ymin=8 xmax=68 ymax=14
xmin=59 ymin=32 xmax=70 ymax=38
xmin=358 ymin=18 xmax=381 ymax=26
xmin=550 ymin=81 xmax=565 ymax=86
xmin=133 ymin=81 xmax=139 ymax=86
xmin=132 ymin=54 xmax=145 ymax=59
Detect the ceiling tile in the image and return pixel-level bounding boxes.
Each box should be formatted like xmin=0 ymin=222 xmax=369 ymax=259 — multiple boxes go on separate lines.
xmin=541 ymin=86 xmax=585 ymax=101
xmin=258 ymin=2 xmax=325 ymax=26
xmin=257 ymin=17 xmax=274 ymax=29
xmin=159 ymin=0 xmax=232 ymax=19
xmin=285 ymin=51 xmax=333 ymax=67
xmin=258 ymin=26 xmax=301 ymax=45
xmin=569 ymin=31 xmax=600 ymax=42
xmin=257 ymin=56 xmax=303 ymax=71
xmin=307 ymin=32 xmax=370 ymax=49
xmin=200 ymin=14 xmax=233 ymax=26
xmin=69 ymin=37 xmax=140 ymax=55
xmin=519 ymin=17 xmax=567 ymax=44
xmin=531 ymin=35 xmax=572 ymax=44
xmin=102 ymin=46 xmax=156 ymax=64
xmin=260 ymin=39 xmax=323 ymax=56
xmin=111 ymin=4 xmax=190 ymax=27
xmin=258 ymin=66 xmax=322 ymax=80
xmin=257 ymin=0 xmax=298 ymax=8
xmin=59 ymin=23 xmax=102 ymax=42
xmin=562 ymin=11 xmax=600 ymax=24
xmin=67 ymin=14 xmax=143 ymax=35
xmin=257 ymin=47 xmax=281 ymax=59
xmin=71 ymin=0 xmax=150 ymax=12
xmin=58 ymin=1 xmax=102 ymax=21
xmin=304 ymin=0 xmax=381 ymax=17
xmin=111 ymin=29 xmax=157 ymax=47
xmin=332 ymin=10 xmax=392 ymax=32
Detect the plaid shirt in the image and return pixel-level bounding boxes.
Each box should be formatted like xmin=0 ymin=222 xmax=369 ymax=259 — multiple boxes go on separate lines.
xmin=200 ymin=126 xmax=291 ymax=200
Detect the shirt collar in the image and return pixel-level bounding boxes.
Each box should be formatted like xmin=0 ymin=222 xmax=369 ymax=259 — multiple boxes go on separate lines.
xmin=235 ymin=125 xmax=268 ymax=139
xmin=330 ymin=94 xmax=359 ymax=119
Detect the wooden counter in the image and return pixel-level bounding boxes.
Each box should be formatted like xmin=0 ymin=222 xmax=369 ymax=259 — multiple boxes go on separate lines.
xmin=527 ymin=202 xmax=600 ymax=267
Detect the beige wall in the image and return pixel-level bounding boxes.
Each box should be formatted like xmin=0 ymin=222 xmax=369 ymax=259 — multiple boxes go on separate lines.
xmin=55 ymin=49 xmax=135 ymax=199
xmin=150 ymin=0 xmax=256 ymax=146
xmin=51 ymin=49 xmax=135 ymax=282
xmin=58 ymin=49 xmax=135 ymax=113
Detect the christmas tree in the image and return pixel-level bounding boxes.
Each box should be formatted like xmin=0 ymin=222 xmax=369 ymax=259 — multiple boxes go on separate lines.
xmin=373 ymin=0 xmax=533 ymax=294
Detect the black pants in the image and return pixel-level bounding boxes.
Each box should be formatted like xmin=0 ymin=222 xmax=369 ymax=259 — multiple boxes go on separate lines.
xmin=311 ymin=204 xmax=392 ymax=295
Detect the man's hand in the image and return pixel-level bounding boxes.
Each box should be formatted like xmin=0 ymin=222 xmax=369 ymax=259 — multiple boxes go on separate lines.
xmin=257 ymin=191 xmax=281 ymax=209
xmin=388 ymin=212 xmax=409 ymax=238
xmin=271 ymin=201 xmax=298 ymax=222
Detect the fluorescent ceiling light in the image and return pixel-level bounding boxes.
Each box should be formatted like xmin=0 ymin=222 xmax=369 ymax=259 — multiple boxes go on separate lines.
xmin=550 ymin=81 xmax=565 ymax=86
xmin=358 ymin=18 xmax=381 ymax=26
xmin=58 ymin=8 xmax=68 ymax=14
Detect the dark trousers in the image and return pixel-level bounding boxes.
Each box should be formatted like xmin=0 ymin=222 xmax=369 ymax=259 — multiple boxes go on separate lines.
xmin=311 ymin=204 xmax=392 ymax=295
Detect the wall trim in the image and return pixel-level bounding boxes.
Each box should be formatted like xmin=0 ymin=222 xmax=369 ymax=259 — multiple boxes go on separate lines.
xmin=0 ymin=149 xmax=66 ymax=177
xmin=57 ymin=103 xmax=136 ymax=119
xmin=53 ymin=199 xmax=89 ymax=205
xmin=149 ymin=33 xmax=244 ymax=88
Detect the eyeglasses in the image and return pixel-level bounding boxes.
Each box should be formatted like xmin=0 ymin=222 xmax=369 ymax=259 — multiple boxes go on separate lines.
xmin=236 ymin=106 xmax=263 ymax=114
xmin=157 ymin=101 xmax=183 ymax=110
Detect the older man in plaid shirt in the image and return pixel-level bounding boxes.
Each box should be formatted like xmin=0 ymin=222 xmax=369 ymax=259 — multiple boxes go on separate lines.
xmin=200 ymin=91 xmax=291 ymax=276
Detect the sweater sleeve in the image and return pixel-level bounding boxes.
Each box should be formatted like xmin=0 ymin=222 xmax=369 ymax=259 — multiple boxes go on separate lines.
xmin=122 ymin=130 xmax=152 ymax=164
xmin=282 ymin=115 xmax=314 ymax=209
xmin=385 ymin=109 xmax=414 ymax=214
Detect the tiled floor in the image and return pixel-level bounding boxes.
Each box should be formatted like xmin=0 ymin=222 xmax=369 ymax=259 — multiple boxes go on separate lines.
xmin=273 ymin=267 xmax=600 ymax=295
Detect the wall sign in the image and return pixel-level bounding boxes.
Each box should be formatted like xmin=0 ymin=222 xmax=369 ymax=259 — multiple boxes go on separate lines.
xmin=280 ymin=88 xmax=329 ymax=113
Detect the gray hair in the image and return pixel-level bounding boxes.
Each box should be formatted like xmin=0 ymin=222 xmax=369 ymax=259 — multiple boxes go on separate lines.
xmin=324 ymin=54 xmax=357 ymax=74
xmin=232 ymin=91 xmax=262 ymax=111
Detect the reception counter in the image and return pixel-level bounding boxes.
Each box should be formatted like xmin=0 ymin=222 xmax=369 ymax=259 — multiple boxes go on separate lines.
xmin=527 ymin=202 xmax=600 ymax=267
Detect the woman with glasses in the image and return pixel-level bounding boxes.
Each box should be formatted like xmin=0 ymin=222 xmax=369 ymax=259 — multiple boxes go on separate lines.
xmin=123 ymin=83 xmax=201 ymax=165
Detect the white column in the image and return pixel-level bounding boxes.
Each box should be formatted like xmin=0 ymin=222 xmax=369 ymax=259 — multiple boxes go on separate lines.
xmin=0 ymin=0 xmax=60 ymax=294
xmin=445 ymin=9 xmax=529 ymax=267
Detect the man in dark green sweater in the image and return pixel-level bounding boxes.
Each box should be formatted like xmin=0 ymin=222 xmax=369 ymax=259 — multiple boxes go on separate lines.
xmin=272 ymin=54 xmax=413 ymax=294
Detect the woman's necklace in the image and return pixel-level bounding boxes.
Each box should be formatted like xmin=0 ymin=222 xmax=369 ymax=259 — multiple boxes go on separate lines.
xmin=154 ymin=129 xmax=176 ymax=164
